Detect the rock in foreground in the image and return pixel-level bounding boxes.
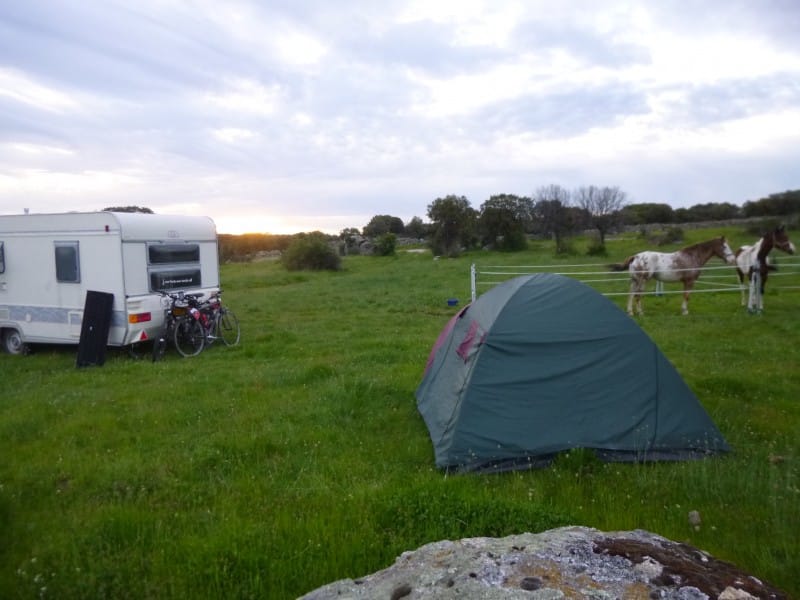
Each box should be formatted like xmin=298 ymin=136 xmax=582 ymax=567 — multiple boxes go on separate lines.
xmin=300 ymin=526 xmax=785 ymax=599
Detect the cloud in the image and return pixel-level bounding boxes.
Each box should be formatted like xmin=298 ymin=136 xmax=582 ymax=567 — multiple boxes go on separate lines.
xmin=0 ymin=0 xmax=798 ymax=233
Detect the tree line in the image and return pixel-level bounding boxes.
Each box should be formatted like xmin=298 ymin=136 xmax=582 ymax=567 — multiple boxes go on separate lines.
xmin=357 ymin=187 xmax=800 ymax=257
xmin=106 ymin=188 xmax=800 ymax=261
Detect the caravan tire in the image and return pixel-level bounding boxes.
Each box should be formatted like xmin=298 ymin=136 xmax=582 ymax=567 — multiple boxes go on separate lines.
xmin=2 ymin=329 xmax=27 ymax=355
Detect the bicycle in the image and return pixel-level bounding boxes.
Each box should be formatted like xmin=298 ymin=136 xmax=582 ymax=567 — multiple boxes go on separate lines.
xmin=152 ymin=291 xmax=206 ymax=360
xmin=196 ymin=291 xmax=241 ymax=347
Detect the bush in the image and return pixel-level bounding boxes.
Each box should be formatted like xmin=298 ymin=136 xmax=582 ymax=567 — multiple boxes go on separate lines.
xmin=664 ymin=226 xmax=684 ymax=243
xmin=648 ymin=226 xmax=684 ymax=246
xmin=373 ymin=233 xmax=397 ymax=256
xmin=281 ymin=233 xmax=341 ymax=271
xmin=496 ymin=230 xmax=528 ymax=252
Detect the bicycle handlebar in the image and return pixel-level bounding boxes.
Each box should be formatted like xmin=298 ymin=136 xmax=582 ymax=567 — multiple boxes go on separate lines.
xmin=154 ymin=290 xmax=222 ymax=309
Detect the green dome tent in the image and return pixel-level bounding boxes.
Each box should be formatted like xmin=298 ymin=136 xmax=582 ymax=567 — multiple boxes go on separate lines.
xmin=416 ymin=274 xmax=730 ymax=473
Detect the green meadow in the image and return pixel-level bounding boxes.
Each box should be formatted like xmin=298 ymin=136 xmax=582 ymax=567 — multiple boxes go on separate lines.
xmin=1 ymin=226 xmax=798 ymax=598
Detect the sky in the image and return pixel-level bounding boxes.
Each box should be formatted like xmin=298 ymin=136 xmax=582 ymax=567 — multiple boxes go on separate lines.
xmin=1 ymin=1 xmax=799 ymax=235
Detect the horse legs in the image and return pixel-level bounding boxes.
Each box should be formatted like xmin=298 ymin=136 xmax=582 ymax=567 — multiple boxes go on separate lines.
xmin=681 ymin=284 xmax=692 ymax=315
xmin=628 ymin=278 xmax=644 ymax=316
xmin=747 ymin=268 xmax=763 ymax=313
xmin=626 ymin=283 xmax=635 ymax=315
xmin=736 ymin=270 xmax=747 ymax=306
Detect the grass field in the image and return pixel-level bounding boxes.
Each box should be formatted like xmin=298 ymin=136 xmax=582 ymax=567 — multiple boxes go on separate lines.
xmin=1 ymin=226 xmax=798 ymax=598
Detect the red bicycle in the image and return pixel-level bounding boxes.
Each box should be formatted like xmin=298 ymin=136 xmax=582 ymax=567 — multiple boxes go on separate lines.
xmin=194 ymin=291 xmax=241 ymax=347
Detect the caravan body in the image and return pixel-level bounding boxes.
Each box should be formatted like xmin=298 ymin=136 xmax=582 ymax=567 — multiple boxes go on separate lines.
xmin=0 ymin=211 xmax=220 ymax=353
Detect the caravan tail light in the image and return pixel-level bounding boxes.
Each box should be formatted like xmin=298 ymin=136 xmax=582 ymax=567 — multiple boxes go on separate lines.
xmin=128 ymin=312 xmax=152 ymax=324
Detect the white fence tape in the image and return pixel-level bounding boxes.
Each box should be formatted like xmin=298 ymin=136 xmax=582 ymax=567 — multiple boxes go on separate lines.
xmin=470 ymin=260 xmax=800 ymax=302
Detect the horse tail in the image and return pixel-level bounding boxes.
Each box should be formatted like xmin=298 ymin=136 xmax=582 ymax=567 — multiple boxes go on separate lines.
xmin=608 ymin=256 xmax=635 ymax=272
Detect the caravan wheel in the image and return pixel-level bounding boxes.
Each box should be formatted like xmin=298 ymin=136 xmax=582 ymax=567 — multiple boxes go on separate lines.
xmin=1 ymin=329 xmax=28 ymax=355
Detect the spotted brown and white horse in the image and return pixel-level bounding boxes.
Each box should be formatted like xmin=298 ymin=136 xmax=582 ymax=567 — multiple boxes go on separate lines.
xmin=610 ymin=237 xmax=736 ymax=316
xmin=735 ymin=225 xmax=796 ymax=313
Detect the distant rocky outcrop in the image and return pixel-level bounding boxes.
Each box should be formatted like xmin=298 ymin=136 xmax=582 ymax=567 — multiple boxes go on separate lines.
xmin=300 ymin=526 xmax=786 ymax=600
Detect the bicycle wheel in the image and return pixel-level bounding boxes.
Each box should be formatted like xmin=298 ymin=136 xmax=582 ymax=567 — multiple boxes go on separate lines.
xmin=173 ymin=318 xmax=205 ymax=357
xmin=216 ymin=309 xmax=241 ymax=346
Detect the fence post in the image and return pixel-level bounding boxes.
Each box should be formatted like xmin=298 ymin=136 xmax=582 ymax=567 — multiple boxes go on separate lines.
xmin=748 ymin=263 xmax=762 ymax=313
xmin=470 ymin=263 xmax=477 ymax=302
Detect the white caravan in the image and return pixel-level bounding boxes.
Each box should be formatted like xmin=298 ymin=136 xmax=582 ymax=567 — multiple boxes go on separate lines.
xmin=0 ymin=211 xmax=220 ymax=354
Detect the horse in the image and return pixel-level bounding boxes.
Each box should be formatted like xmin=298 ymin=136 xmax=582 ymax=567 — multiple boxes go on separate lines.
xmin=734 ymin=225 xmax=796 ymax=313
xmin=609 ymin=236 xmax=736 ymax=316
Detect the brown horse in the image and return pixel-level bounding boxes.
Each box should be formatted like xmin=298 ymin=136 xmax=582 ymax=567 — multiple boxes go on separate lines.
xmin=735 ymin=226 xmax=796 ymax=313
xmin=610 ymin=237 xmax=735 ymax=315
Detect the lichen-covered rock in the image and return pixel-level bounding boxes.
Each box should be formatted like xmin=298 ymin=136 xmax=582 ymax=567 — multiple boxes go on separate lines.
xmin=299 ymin=526 xmax=786 ymax=600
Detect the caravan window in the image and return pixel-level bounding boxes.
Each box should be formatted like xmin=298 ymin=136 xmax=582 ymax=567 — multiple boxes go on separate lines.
xmin=148 ymin=244 xmax=200 ymax=264
xmin=150 ymin=269 xmax=202 ymax=291
xmin=0 ymin=241 xmax=4 ymax=274
xmin=55 ymin=241 xmax=80 ymax=283
xmin=147 ymin=242 xmax=202 ymax=291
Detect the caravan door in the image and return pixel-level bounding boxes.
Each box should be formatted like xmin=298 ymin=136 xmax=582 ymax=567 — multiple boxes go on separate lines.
xmin=53 ymin=241 xmax=85 ymax=339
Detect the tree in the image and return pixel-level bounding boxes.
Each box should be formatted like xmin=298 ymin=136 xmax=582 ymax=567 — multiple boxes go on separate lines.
xmin=363 ymin=214 xmax=404 ymax=237
xmin=338 ymin=227 xmax=362 ymax=256
xmin=675 ymin=202 xmax=741 ymax=222
xmin=218 ymin=233 xmax=292 ymax=262
xmin=426 ymin=195 xmax=478 ymax=257
xmin=743 ymin=190 xmax=800 ymax=217
xmin=574 ymin=186 xmax=627 ymax=246
xmin=621 ymin=203 xmax=674 ymax=225
xmin=478 ymin=194 xmax=533 ymax=251
xmin=102 ymin=206 xmax=154 ymax=213
xmin=404 ymin=216 xmax=429 ymax=240
xmin=532 ymin=185 xmax=575 ymax=254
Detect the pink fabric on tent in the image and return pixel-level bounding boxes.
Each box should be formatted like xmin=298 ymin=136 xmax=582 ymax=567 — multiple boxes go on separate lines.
xmin=424 ymin=305 xmax=469 ymax=373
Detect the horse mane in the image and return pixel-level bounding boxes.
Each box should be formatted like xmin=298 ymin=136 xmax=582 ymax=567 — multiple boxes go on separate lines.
xmin=680 ymin=236 xmax=724 ymax=251
xmin=756 ymin=230 xmax=775 ymax=261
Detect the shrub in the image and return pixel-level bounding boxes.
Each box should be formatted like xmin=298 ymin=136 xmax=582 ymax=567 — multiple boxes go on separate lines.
xmin=664 ymin=226 xmax=684 ymax=243
xmin=496 ymin=230 xmax=528 ymax=252
xmin=373 ymin=233 xmax=397 ymax=256
xmin=649 ymin=226 xmax=684 ymax=246
xmin=281 ymin=233 xmax=341 ymax=271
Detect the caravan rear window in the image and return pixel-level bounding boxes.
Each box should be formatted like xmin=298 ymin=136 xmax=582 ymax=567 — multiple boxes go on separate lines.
xmin=147 ymin=242 xmax=202 ymax=291
xmin=55 ymin=241 xmax=80 ymax=283
xmin=148 ymin=244 xmax=200 ymax=264
xmin=150 ymin=269 xmax=202 ymax=291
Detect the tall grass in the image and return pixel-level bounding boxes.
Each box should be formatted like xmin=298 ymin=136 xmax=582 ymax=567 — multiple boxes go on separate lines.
xmin=1 ymin=227 xmax=798 ymax=598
